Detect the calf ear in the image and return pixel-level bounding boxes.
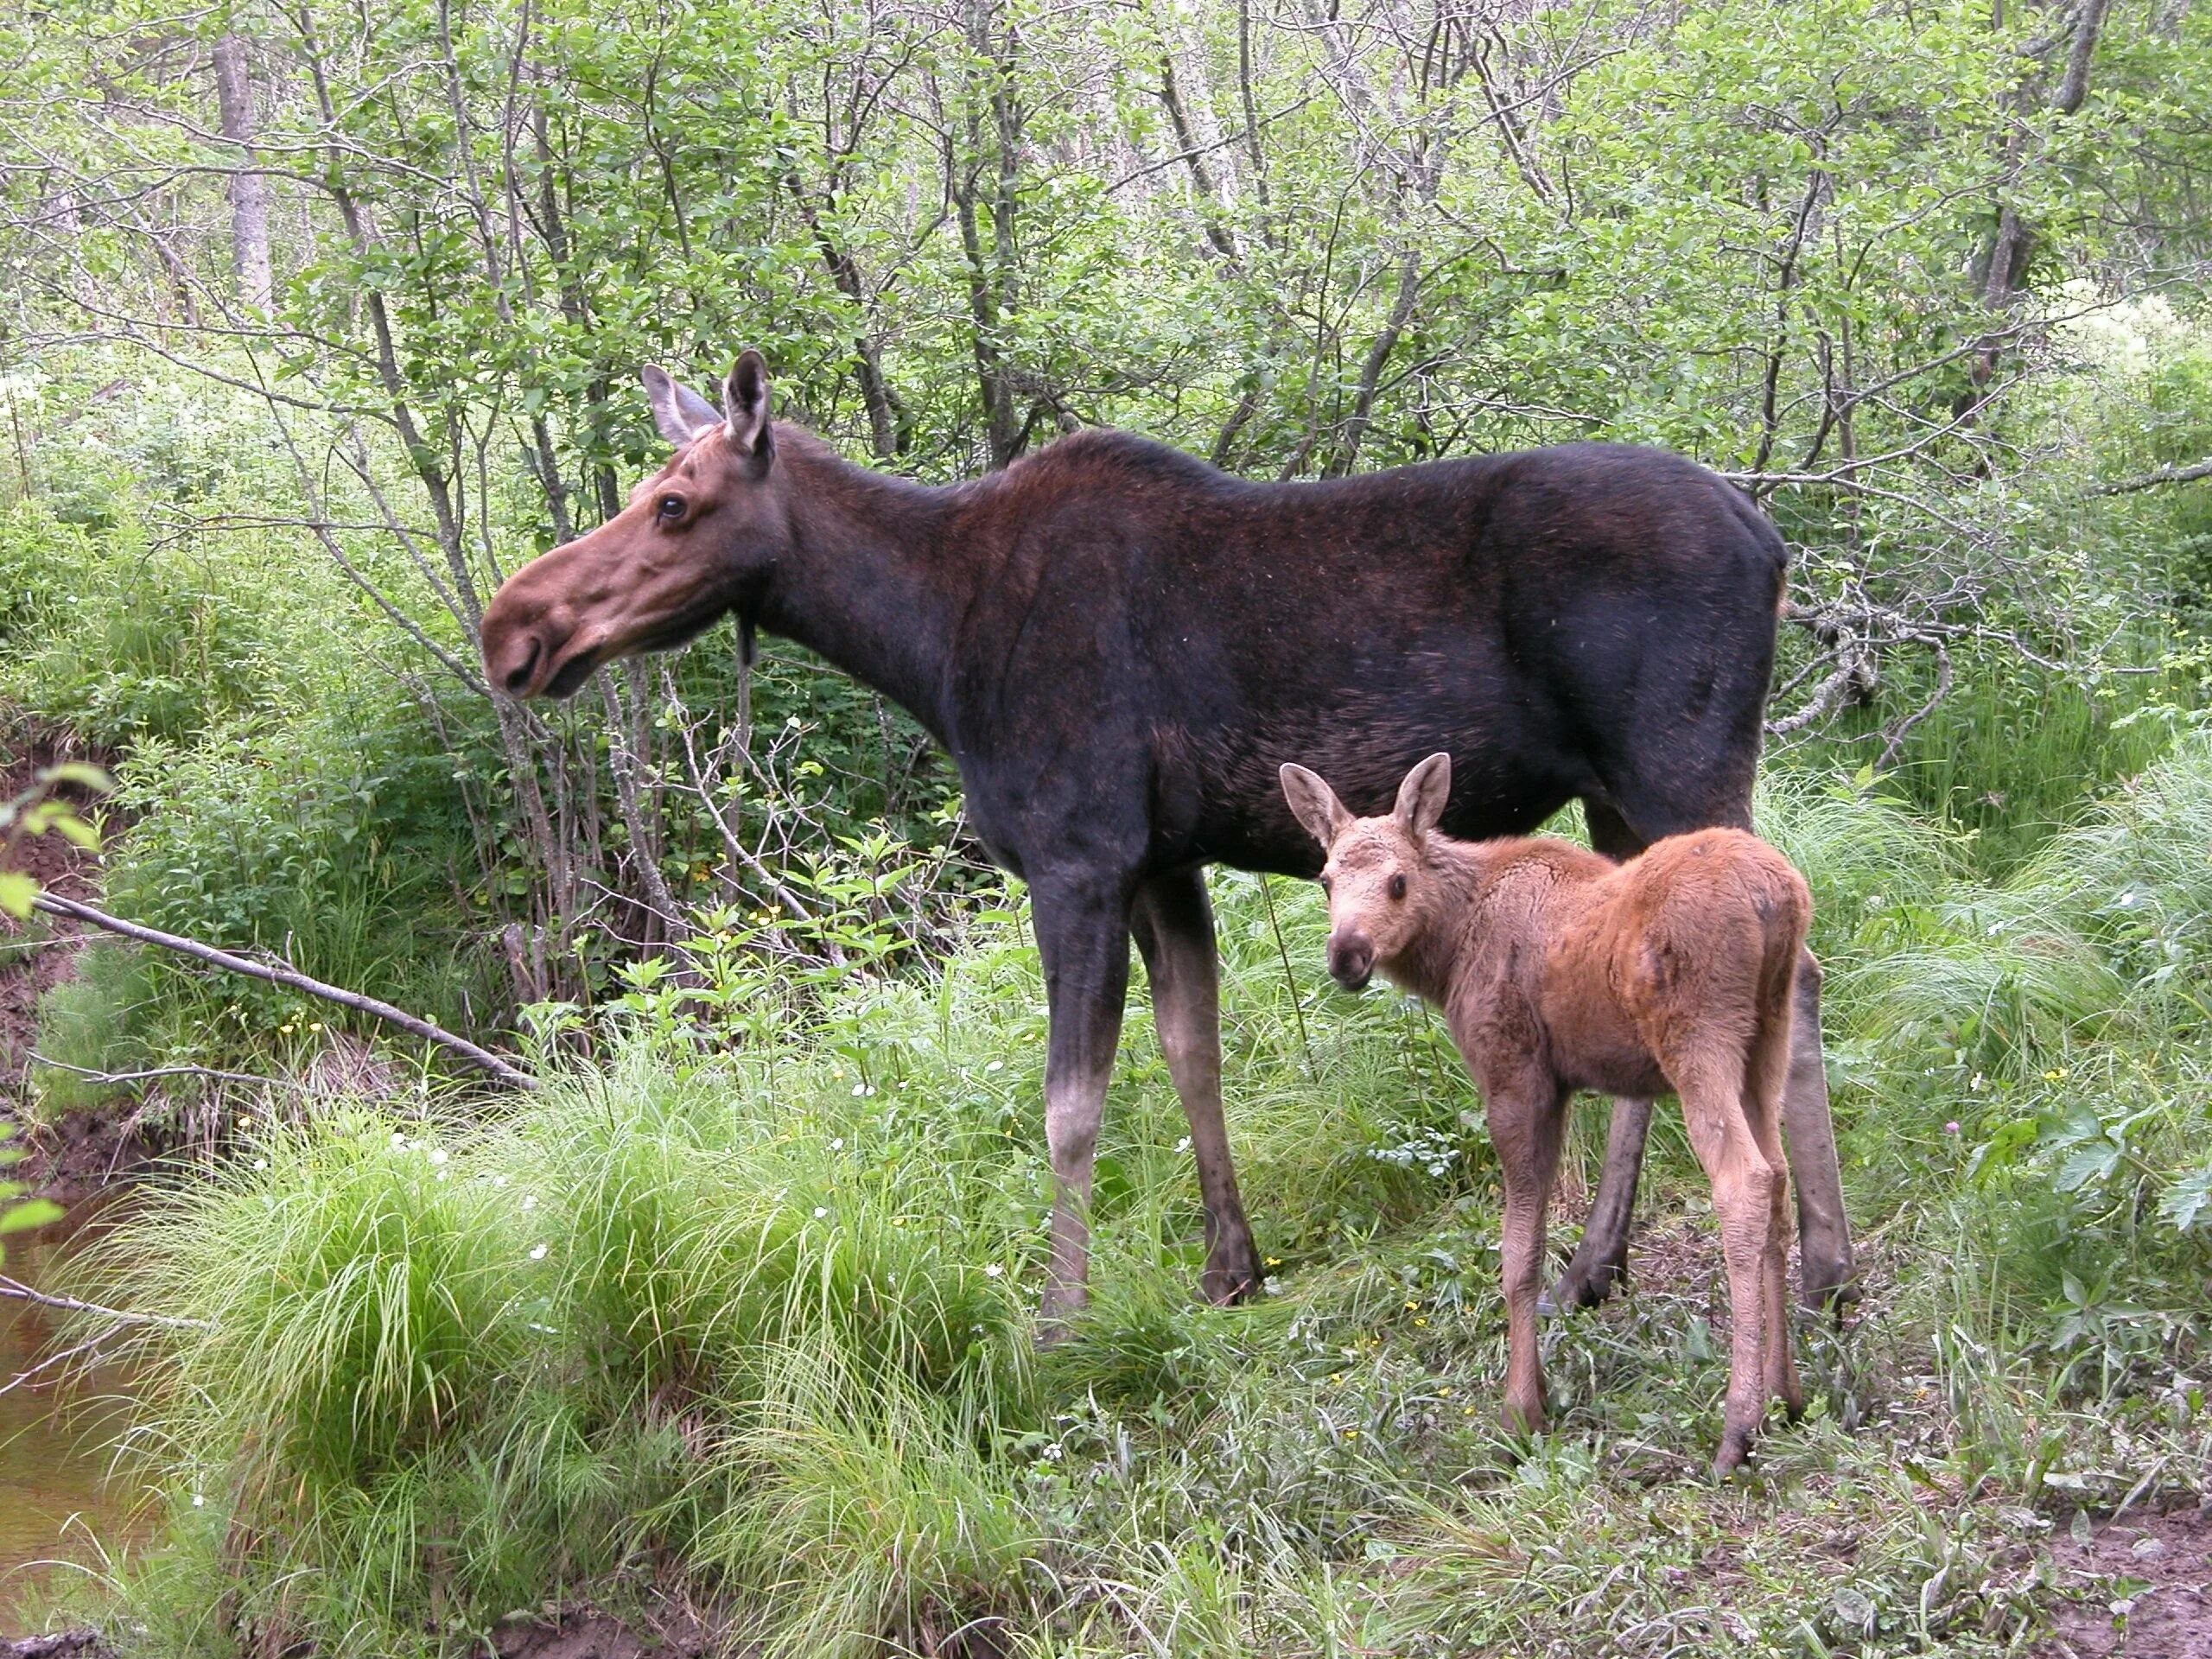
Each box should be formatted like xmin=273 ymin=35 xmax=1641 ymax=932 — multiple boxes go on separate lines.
xmin=724 ymin=349 xmax=774 ymax=457
xmin=1394 ymin=752 xmax=1452 ymax=839
xmin=1280 ymin=763 xmax=1350 ymax=849
xmin=641 ymin=365 xmax=721 ymax=445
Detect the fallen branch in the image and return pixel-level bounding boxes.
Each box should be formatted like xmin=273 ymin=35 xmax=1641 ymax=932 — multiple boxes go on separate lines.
xmin=0 ymin=1273 xmax=213 ymax=1329
xmin=24 ymin=1052 xmax=305 ymax=1093
xmin=29 ymin=893 xmax=536 ymax=1091
xmin=2088 ymin=455 xmax=2212 ymax=496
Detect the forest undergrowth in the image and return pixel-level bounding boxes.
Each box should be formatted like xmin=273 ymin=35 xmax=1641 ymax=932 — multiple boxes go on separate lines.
xmin=19 ymin=736 xmax=2211 ymax=1658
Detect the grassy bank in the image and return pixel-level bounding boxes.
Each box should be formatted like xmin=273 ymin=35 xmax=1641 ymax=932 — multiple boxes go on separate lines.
xmin=35 ymin=735 xmax=2212 ymax=1657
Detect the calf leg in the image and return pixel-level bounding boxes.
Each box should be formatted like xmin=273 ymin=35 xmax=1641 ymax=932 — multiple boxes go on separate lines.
xmin=1783 ymin=950 xmax=1856 ymax=1313
xmin=1745 ymin=994 xmax=1804 ymax=1420
xmin=1131 ymin=868 xmax=1261 ymax=1305
xmin=1033 ymin=880 xmax=1134 ymax=1338
xmin=1673 ymin=1052 xmax=1779 ymax=1476
xmin=1490 ymin=1072 xmax=1568 ymax=1437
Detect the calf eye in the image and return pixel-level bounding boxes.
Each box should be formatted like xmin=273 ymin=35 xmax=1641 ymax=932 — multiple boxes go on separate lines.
xmin=656 ymin=494 xmax=685 ymax=522
xmin=1318 ymin=874 xmax=1333 ymax=894
xmin=1389 ymin=874 xmax=1408 ymax=900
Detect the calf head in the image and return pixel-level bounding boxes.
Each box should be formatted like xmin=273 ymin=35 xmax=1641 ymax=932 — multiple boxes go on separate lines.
xmin=1279 ymin=753 xmax=1453 ymax=990
xmin=480 ymin=352 xmax=792 ymax=699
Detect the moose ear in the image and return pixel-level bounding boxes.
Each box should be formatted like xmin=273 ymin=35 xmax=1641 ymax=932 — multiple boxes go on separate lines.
xmin=724 ymin=349 xmax=774 ymax=457
xmin=641 ymin=365 xmax=721 ymax=446
xmin=1281 ymin=763 xmax=1350 ymax=849
xmin=1394 ymin=753 xmax=1452 ymax=839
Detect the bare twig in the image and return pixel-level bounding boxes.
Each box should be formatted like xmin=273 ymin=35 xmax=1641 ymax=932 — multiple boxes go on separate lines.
xmin=0 ymin=1274 xmax=213 ymax=1330
xmin=2088 ymin=456 xmax=2212 ymax=496
xmin=24 ymin=1052 xmax=303 ymax=1093
xmin=29 ymin=893 xmax=534 ymax=1090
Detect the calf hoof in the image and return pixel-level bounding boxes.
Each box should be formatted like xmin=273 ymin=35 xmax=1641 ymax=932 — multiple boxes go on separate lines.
xmin=1540 ymin=1255 xmax=1625 ymax=1317
xmin=1501 ymin=1393 xmax=1548 ymax=1439
xmin=1712 ymin=1434 xmax=1757 ymax=1480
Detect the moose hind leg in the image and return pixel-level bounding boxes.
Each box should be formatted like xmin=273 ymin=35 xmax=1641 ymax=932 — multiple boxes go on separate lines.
xmin=1132 ymin=868 xmax=1260 ymax=1305
xmin=1033 ymin=880 xmax=1134 ymax=1340
xmin=1783 ymin=950 xmax=1857 ymax=1313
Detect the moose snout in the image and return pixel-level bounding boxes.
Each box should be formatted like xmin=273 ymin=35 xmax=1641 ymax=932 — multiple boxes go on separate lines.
xmin=1327 ymin=931 xmax=1375 ymax=991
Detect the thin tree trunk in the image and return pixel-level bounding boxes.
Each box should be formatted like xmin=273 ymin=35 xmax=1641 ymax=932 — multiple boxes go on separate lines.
xmin=1325 ymin=251 xmax=1421 ymax=477
xmin=211 ymin=34 xmax=274 ymax=311
xmin=1974 ymin=0 xmax=2113 ymax=385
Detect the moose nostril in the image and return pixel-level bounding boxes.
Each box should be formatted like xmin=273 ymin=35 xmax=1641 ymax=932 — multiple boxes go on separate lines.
xmin=502 ymin=635 xmax=542 ymax=694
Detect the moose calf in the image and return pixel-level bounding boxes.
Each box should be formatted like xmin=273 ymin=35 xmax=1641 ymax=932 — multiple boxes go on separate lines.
xmin=1281 ymin=753 xmax=1810 ymax=1474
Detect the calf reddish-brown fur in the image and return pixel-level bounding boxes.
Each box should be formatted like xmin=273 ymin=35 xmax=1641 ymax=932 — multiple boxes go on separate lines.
xmin=1283 ymin=753 xmax=1809 ymax=1473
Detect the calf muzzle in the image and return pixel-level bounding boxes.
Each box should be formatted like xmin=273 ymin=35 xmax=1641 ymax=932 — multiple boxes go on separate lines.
xmin=1328 ymin=932 xmax=1375 ymax=991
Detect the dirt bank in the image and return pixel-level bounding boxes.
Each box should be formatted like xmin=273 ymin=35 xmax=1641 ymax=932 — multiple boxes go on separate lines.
xmin=1 ymin=736 xmax=167 ymax=1199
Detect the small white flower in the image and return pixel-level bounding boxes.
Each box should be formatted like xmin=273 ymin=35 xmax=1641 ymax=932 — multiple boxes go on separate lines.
xmin=521 ymin=1193 xmax=537 ymax=1211
xmin=191 ymin=1492 xmax=206 ymax=1508
xmin=491 ymin=1173 xmax=509 ymax=1188
xmin=252 ymin=1158 xmax=269 ymax=1171
xmin=830 ymin=1137 xmax=845 ymax=1151
xmin=983 ymin=1262 xmax=1004 ymax=1278
xmin=986 ymin=1060 xmax=1004 ymax=1073
xmin=391 ymin=1130 xmax=407 ymax=1147
xmin=428 ymin=1147 xmax=450 ymax=1166
xmin=529 ymin=1243 xmax=549 ymax=1261
xmin=852 ymin=1084 xmax=867 ymax=1097
xmin=814 ymin=1206 xmax=830 ymax=1218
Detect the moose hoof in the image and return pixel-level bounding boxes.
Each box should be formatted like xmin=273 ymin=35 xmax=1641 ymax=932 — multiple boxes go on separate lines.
xmin=1200 ymin=1241 xmax=1262 ymax=1306
xmin=1799 ymin=1259 xmax=1860 ymax=1320
xmin=1541 ymin=1256 xmax=1625 ymax=1317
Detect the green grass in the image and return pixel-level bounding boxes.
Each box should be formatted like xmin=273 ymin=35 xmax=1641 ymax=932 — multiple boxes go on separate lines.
xmin=37 ymin=734 xmax=2212 ymax=1656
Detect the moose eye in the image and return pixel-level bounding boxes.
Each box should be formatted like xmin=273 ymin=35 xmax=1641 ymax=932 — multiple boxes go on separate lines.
xmin=1389 ymin=874 xmax=1408 ymax=901
xmin=1318 ymin=874 xmax=1332 ymax=894
xmin=655 ymin=494 xmax=685 ymax=523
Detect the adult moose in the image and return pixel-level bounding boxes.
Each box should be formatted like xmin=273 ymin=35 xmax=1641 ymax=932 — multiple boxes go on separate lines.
xmin=480 ymin=352 xmax=1855 ymax=1331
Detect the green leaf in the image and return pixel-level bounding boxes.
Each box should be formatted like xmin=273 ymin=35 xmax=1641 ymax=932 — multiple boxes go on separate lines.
xmin=0 ymin=872 xmax=37 ymax=921
xmin=0 ymin=1198 xmax=63 ymax=1236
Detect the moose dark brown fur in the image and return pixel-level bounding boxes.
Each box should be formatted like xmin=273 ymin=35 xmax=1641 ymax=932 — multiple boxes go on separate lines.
xmin=478 ymin=352 xmax=1854 ymax=1333
xmin=1283 ymin=753 xmax=1809 ymax=1471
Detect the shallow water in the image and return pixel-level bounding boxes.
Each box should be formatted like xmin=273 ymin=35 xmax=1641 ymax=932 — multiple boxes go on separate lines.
xmin=0 ymin=1203 xmax=143 ymax=1634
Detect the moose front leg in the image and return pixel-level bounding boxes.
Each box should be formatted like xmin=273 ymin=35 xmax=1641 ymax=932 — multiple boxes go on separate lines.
xmin=1544 ymin=1096 xmax=1652 ymax=1313
xmin=1033 ymin=880 xmax=1133 ymax=1339
xmin=1132 ymin=867 xmax=1261 ymax=1305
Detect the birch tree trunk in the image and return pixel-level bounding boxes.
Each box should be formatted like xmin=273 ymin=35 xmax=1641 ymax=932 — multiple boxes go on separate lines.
xmin=211 ymin=33 xmax=274 ymax=311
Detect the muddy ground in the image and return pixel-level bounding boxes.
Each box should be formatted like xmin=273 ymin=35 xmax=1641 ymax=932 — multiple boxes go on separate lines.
xmin=2034 ymin=1503 xmax=2212 ymax=1659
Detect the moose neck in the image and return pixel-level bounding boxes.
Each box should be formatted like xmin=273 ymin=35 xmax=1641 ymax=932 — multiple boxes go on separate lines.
xmin=753 ymin=430 xmax=964 ymax=741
